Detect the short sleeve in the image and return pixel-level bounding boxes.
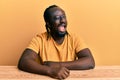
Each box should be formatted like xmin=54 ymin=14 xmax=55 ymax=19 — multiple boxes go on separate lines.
xmin=74 ymin=35 xmax=88 ymax=53
xmin=27 ymin=35 xmax=40 ymax=54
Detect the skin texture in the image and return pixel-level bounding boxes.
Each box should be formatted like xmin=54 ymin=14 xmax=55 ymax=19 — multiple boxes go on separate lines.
xmin=47 ymin=7 xmax=68 ymax=44
xmin=18 ymin=6 xmax=95 ymax=80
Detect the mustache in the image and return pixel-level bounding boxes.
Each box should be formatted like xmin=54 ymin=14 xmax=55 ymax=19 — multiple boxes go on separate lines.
xmin=58 ymin=23 xmax=66 ymax=27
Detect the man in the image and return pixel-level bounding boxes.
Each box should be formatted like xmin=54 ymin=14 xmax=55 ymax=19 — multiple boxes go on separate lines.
xmin=18 ymin=5 xmax=95 ymax=79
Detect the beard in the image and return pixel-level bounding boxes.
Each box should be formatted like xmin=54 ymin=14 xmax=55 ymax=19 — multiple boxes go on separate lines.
xmin=55 ymin=30 xmax=67 ymax=37
xmin=50 ymin=29 xmax=67 ymax=38
xmin=49 ymin=23 xmax=67 ymax=38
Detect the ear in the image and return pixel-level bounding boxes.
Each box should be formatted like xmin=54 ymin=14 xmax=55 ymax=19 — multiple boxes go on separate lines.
xmin=46 ymin=22 xmax=49 ymax=27
xmin=46 ymin=22 xmax=51 ymax=28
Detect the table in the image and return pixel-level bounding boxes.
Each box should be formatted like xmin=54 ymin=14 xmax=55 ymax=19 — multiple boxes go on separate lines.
xmin=0 ymin=66 xmax=120 ymax=80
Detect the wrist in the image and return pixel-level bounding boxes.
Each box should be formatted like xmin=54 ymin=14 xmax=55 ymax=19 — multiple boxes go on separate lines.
xmin=45 ymin=67 xmax=51 ymax=76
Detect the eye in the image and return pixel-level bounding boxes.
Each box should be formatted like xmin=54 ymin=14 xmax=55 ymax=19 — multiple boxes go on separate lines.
xmin=54 ymin=15 xmax=66 ymax=20
xmin=61 ymin=15 xmax=66 ymax=19
xmin=54 ymin=16 xmax=61 ymax=20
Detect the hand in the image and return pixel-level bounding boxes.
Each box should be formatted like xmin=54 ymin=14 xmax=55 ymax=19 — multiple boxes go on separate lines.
xmin=44 ymin=61 xmax=70 ymax=79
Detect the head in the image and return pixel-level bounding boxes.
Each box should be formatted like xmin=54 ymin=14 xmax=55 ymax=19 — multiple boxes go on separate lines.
xmin=44 ymin=5 xmax=67 ymax=38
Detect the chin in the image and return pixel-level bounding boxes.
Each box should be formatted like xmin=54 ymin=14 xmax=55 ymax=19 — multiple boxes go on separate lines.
xmin=57 ymin=31 xmax=67 ymax=37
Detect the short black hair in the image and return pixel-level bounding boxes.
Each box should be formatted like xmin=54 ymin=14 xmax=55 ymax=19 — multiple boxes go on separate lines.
xmin=43 ymin=5 xmax=58 ymax=23
xmin=44 ymin=5 xmax=59 ymax=39
xmin=43 ymin=5 xmax=67 ymax=39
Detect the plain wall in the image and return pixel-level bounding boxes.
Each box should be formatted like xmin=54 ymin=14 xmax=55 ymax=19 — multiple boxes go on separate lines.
xmin=0 ymin=0 xmax=120 ymax=65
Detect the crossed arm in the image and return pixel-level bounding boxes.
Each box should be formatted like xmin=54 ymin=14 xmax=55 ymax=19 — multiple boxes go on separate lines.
xmin=18 ymin=48 xmax=95 ymax=79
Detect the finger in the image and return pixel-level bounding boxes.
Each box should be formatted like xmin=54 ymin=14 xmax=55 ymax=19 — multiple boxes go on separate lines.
xmin=60 ymin=67 xmax=70 ymax=76
xmin=58 ymin=76 xmax=63 ymax=80
xmin=64 ymin=67 xmax=70 ymax=74
xmin=60 ymin=68 xmax=70 ymax=79
xmin=64 ymin=70 xmax=70 ymax=77
xmin=61 ymin=73 xmax=68 ymax=79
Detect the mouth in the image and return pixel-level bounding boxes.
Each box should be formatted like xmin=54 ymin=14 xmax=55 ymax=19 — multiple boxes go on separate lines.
xmin=51 ymin=23 xmax=67 ymax=37
xmin=58 ymin=23 xmax=66 ymax=32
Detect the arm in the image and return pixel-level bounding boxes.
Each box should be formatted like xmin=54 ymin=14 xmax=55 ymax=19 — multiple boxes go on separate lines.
xmin=18 ymin=49 xmax=70 ymax=79
xmin=44 ymin=48 xmax=95 ymax=70
xmin=18 ymin=49 xmax=50 ymax=75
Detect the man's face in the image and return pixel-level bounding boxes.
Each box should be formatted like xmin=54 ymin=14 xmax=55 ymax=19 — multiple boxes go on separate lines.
xmin=48 ymin=7 xmax=67 ymax=37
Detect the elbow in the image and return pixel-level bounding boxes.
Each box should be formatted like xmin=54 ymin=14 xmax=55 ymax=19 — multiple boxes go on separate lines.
xmin=89 ymin=63 xmax=95 ymax=69
xmin=17 ymin=61 xmax=23 ymax=70
xmin=89 ymin=59 xmax=95 ymax=69
xmin=17 ymin=59 xmax=26 ymax=71
xmin=17 ymin=61 xmax=28 ymax=72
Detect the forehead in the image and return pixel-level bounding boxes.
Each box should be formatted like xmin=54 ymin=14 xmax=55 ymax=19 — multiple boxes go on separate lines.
xmin=48 ymin=7 xmax=65 ymax=16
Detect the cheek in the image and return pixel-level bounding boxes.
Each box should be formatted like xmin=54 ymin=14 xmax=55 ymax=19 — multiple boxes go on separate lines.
xmin=55 ymin=19 xmax=60 ymax=24
xmin=52 ymin=21 xmax=60 ymax=27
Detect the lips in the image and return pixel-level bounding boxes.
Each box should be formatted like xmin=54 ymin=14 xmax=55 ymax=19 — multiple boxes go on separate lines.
xmin=58 ymin=23 xmax=66 ymax=32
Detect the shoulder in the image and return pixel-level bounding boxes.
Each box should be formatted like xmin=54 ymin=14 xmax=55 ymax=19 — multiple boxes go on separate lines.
xmin=33 ymin=32 xmax=48 ymax=40
xmin=67 ymin=31 xmax=88 ymax=52
xmin=67 ymin=31 xmax=86 ymax=45
xmin=67 ymin=31 xmax=81 ymax=40
xmin=36 ymin=32 xmax=47 ymax=38
xmin=29 ymin=32 xmax=48 ymax=43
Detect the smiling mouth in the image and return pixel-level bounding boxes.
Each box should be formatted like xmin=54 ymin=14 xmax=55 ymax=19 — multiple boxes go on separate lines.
xmin=58 ymin=24 xmax=66 ymax=32
xmin=58 ymin=26 xmax=65 ymax=32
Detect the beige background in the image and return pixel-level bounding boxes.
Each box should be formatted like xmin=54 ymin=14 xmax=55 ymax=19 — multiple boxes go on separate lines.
xmin=0 ymin=0 xmax=120 ymax=65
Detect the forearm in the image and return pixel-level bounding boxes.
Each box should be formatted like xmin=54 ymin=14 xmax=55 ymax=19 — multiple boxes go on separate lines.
xmin=18 ymin=58 xmax=50 ymax=75
xmin=44 ymin=57 xmax=95 ymax=70
xmin=60 ymin=48 xmax=95 ymax=70
xmin=61 ymin=57 xmax=95 ymax=70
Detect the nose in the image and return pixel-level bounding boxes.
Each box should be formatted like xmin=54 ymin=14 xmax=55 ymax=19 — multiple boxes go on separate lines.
xmin=60 ymin=16 xmax=66 ymax=23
